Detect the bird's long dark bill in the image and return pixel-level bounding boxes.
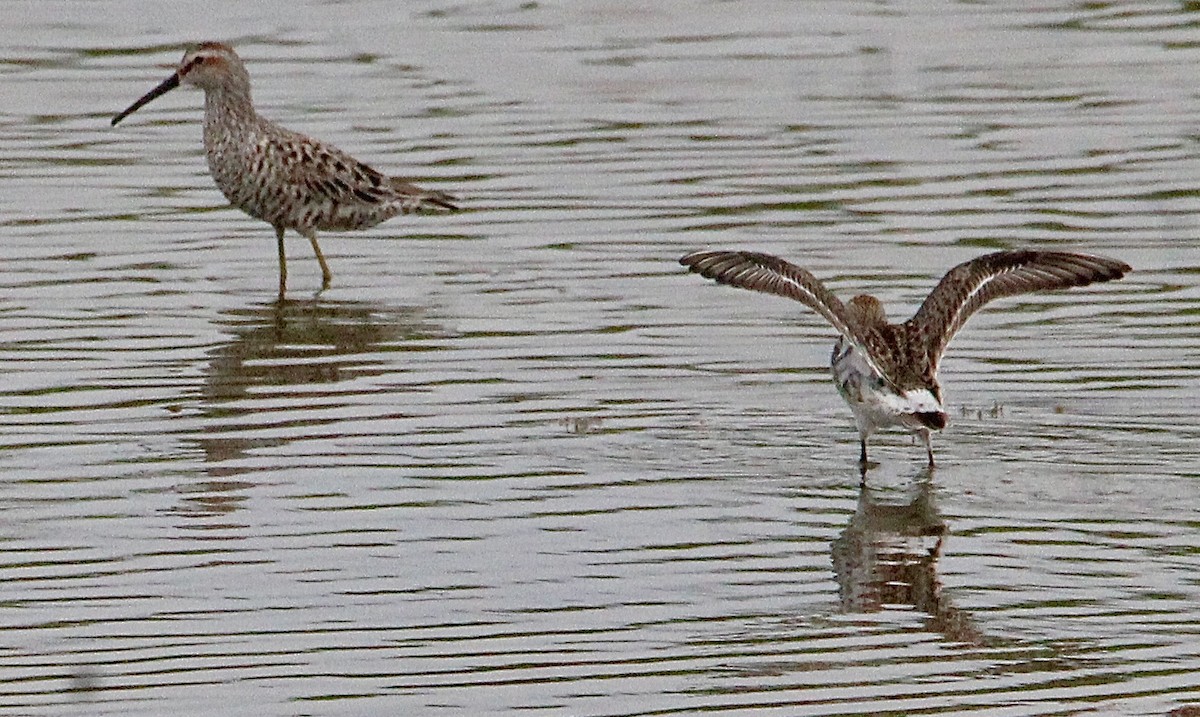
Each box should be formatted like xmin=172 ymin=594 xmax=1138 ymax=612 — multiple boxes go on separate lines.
xmin=111 ymin=73 xmax=180 ymax=126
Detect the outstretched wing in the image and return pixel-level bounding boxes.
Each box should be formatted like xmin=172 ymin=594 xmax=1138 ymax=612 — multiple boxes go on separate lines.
xmin=680 ymin=250 xmax=892 ymax=379
xmin=909 ymin=250 xmax=1130 ymax=370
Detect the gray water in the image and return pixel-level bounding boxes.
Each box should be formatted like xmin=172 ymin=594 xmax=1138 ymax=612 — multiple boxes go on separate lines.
xmin=2 ymin=1 xmax=1199 ymax=715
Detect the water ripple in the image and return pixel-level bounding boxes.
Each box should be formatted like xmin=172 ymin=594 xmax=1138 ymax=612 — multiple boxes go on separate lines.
xmin=1 ymin=2 xmax=1199 ymax=715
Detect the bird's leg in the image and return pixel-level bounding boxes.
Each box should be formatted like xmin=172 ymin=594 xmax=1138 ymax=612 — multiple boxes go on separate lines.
xmin=302 ymin=229 xmax=332 ymax=289
xmin=274 ymin=225 xmax=287 ymax=300
xmin=858 ymin=436 xmax=880 ymax=473
xmin=921 ymin=429 xmax=936 ymax=468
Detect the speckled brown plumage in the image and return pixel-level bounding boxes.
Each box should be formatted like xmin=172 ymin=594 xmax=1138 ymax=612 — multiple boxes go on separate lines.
xmin=112 ymin=42 xmax=457 ymax=296
xmin=680 ymin=249 xmax=1131 ymax=468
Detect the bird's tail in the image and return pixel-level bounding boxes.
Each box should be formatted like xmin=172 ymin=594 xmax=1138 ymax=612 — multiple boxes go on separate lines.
xmin=390 ymin=178 xmax=459 ymax=212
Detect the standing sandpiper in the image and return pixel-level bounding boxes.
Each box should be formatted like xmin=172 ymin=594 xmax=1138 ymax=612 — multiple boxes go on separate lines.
xmin=680 ymin=249 xmax=1130 ymax=468
xmin=111 ymin=42 xmax=457 ymax=297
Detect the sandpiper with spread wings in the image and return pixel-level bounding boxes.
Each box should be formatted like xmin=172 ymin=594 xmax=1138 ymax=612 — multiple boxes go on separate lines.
xmin=111 ymin=42 xmax=457 ymax=297
xmin=680 ymin=250 xmax=1130 ymax=467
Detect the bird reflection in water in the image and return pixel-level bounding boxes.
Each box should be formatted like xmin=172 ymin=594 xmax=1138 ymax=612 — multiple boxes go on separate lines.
xmin=203 ymin=298 xmax=441 ymax=398
xmin=170 ymin=299 xmax=446 ymax=518
xmin=831 ymin=467 xmax=983 ymax=645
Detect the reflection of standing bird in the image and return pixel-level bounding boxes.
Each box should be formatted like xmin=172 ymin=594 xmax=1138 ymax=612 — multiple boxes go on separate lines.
xmin=680 ymin=250 xmax=1130 ymax=467
xmin=112 ymin=42 xmax=458 ymax=296
xmin=830 ymin=474 xmax=983 ymax=644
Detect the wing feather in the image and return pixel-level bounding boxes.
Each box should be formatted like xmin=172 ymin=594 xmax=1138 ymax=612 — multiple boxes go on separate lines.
xmin=680 ymin=250 xmax=892 ymax=379
xmin=909 ymin=250 xmax=1130 ymax=370
xmin=265 ymin=130 xmax=457 ymax=212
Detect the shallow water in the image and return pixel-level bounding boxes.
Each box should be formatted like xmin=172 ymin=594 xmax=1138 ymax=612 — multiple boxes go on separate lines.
xmin=2 ymin=1 xmax=1199 ymax=715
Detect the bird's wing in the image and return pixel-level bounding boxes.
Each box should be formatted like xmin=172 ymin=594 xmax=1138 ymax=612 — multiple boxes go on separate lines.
xmin=680 ymin=250 xmax=893 ymax=380
xmin=267 ymin=131 xmax=456 ymax=212
xmin=908 ymin=250 xmax=1131 ymax=371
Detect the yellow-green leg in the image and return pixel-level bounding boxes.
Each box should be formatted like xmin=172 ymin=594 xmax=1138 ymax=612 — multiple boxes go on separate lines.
xmin=302 ymin=228 xmax=332 ymax=289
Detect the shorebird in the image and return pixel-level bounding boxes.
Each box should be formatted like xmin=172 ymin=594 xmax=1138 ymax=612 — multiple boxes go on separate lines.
xmin=111 ymin=42 xmax=457 ymax=296
xmin=680 ymin=249 xmax=1130 ymax=468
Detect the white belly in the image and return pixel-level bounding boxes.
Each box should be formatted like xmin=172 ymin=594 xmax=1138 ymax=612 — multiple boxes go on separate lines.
xmin=830 ymin=339 xmax=944 ymax=438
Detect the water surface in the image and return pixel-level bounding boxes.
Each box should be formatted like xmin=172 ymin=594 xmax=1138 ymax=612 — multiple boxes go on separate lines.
xmin=1 ymin=1 xmax=1198 ymax=715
